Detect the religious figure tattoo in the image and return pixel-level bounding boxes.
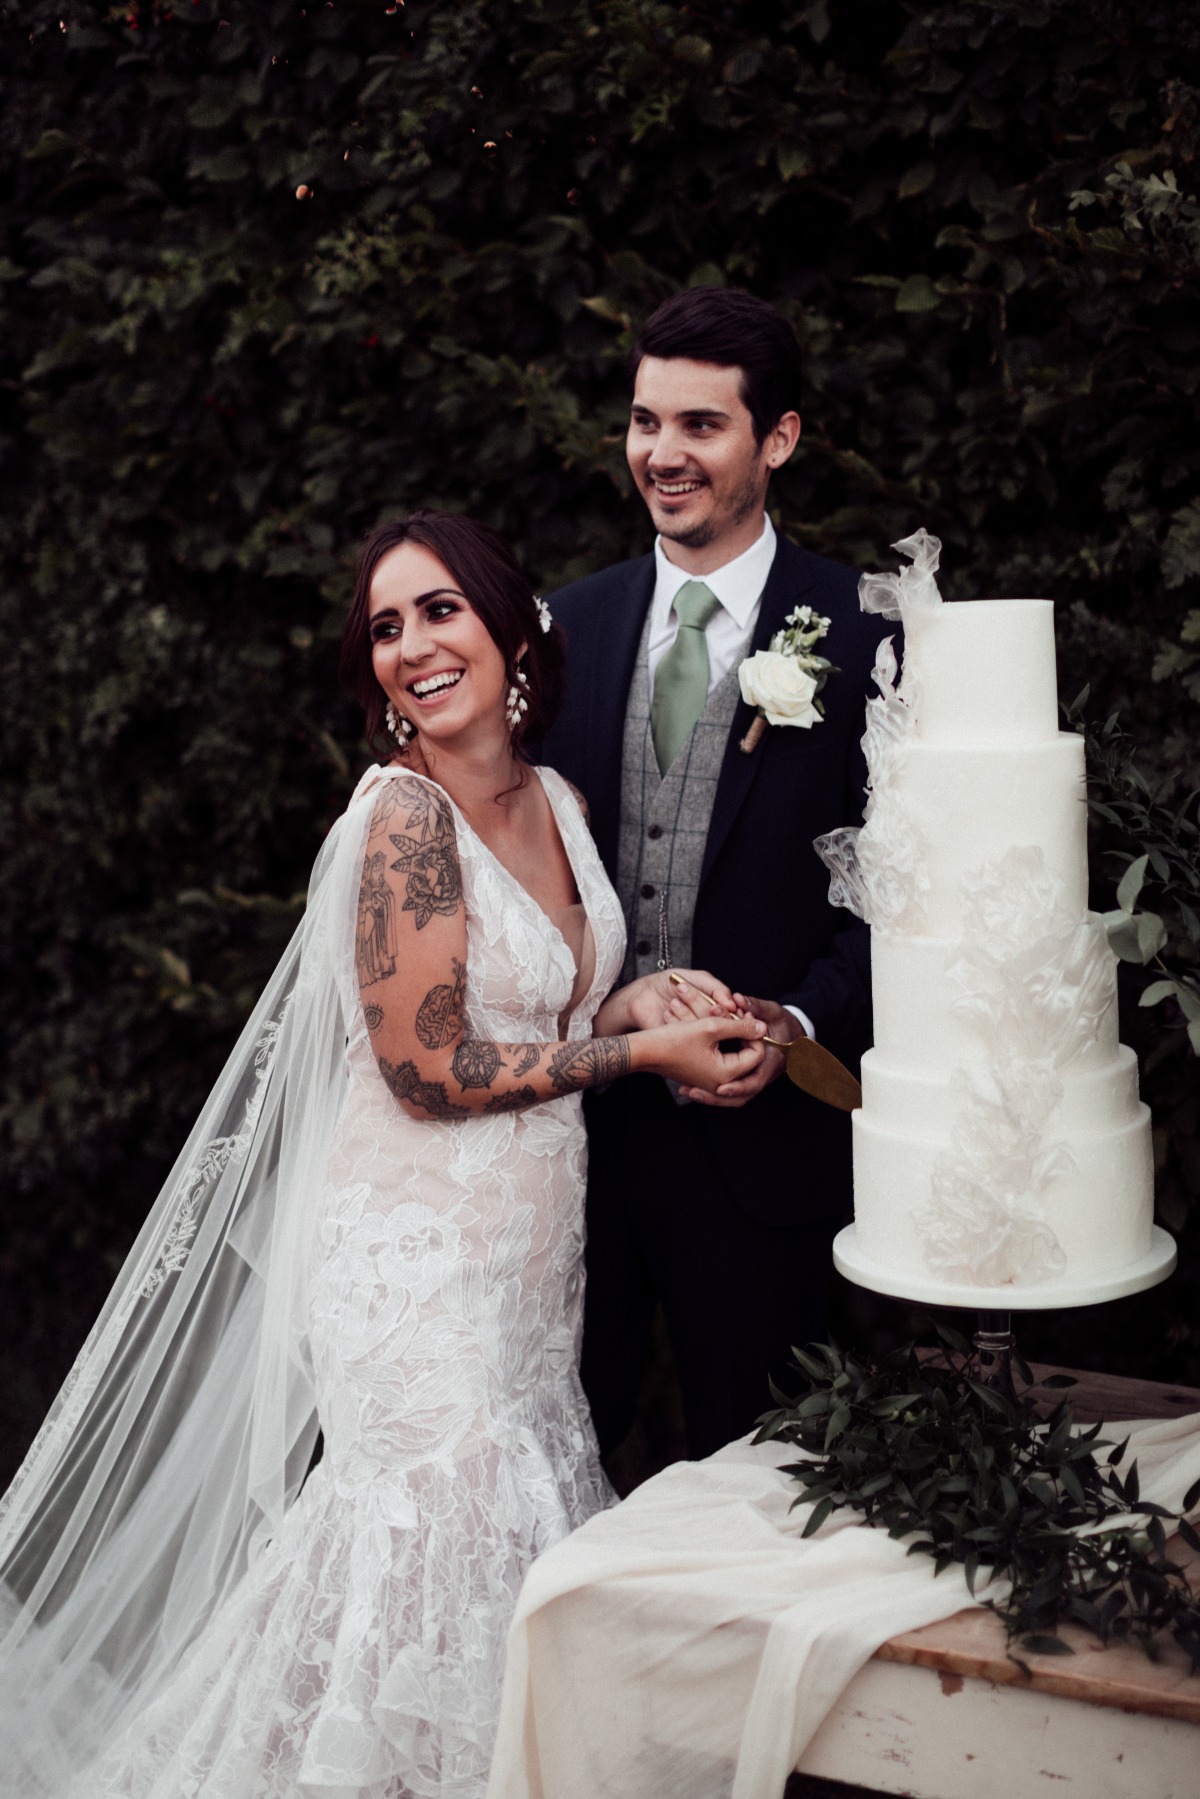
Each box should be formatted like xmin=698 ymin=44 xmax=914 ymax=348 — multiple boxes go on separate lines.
xmin=451 ymin=1038 xmax=503 ymax=1090
xmin=379 ymin=1056 xmax=469 ymax=1121
xmin=484 ymin=1086 xmax=537 ymax=1114
xmin=389 ymin=785 xmax=463 ymax=930
xmin=547 ymin=1037 xmax=631 ymax=1093
xmin=356 ymin=850 xmax=397 ymax=986
xmin=415 ymin=958 xmax=467 ymax=1051
xmin=363 ymin=1002 xmax=384 ymax=1033
xmin=512 ymin=1043 xmax=540 ymax=1077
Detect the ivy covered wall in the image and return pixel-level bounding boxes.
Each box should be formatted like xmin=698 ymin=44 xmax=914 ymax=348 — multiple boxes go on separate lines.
xmin=1 ymin=0 xmax=1198 ymax=1478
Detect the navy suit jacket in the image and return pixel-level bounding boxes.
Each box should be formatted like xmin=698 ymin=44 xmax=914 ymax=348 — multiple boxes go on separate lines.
xmin=541 ymin=535 xmax=896 ymax=1226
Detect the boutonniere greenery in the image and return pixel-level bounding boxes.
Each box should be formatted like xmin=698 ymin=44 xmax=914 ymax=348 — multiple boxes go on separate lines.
xmin=738 ymin=605 xmax=837 ymax=753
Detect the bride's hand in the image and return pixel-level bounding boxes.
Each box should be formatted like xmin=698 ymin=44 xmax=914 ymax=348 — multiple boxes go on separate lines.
xmin=599 ymin=968 xmax=741 ymax=1035
xmin=631 ymin=1012 xmax=767 ymax=1095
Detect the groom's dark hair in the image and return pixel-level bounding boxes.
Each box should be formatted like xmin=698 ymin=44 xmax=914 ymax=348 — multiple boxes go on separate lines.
xmin=341 ymin=511 xmax=565 ymax=760
xmin=629 ymin=287 xmax=802 ymax=444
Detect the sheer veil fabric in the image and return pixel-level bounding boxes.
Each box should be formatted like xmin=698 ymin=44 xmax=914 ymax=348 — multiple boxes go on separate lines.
xmin=0 ymin=760 xmax=623 ymax=1797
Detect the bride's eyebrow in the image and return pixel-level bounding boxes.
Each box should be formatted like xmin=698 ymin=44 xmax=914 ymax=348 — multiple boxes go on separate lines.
xmin=369 ymin=589 xmax=467 ymax=624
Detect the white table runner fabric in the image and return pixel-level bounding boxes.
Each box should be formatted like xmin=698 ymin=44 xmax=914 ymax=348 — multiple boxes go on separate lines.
xmin=487 ymin=1415 xmax=1200 ymax=1799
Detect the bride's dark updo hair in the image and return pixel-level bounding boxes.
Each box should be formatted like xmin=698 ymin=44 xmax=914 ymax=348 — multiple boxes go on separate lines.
xmin=340 ymin=510 xmax=566 ymax=757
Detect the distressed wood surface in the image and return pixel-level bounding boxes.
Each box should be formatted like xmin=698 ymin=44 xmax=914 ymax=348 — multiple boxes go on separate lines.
xmin=876 ymin=1362 xmax=1200 ymax=1720
xmin=786 ymin=1363 xmax=1200 ymax=1799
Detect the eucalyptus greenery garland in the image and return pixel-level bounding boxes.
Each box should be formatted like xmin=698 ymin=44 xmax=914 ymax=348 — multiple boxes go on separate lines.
xmin=753 ymin=1329 xmax=1200 ymax=1672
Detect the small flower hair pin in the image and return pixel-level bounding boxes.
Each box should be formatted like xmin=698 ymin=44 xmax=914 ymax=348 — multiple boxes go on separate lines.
xmin=534 ymin=596 xmax=552 ymax=634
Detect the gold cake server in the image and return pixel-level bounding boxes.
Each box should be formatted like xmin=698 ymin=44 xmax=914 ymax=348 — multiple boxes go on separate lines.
xmin=667 ymin=971 xmax=863 ymax=1112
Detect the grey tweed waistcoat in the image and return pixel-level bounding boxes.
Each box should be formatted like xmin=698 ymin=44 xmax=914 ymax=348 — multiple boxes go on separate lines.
xmin=616 ymin=605 xmax=748 ymax=988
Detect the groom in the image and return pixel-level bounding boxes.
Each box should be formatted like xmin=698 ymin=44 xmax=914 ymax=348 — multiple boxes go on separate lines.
xmin=541 ymin=288 xmax=894 ymax=1460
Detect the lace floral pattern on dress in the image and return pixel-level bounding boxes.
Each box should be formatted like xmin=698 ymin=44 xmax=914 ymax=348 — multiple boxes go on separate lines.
xmin=75 ymin=766 xmax=626 ymax=1799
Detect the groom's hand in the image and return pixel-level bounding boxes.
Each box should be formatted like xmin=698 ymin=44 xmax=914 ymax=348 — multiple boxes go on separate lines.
xmin=677 ymin=996 xmax=802 ymax=1108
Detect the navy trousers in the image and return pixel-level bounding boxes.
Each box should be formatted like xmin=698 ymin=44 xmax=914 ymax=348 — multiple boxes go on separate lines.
xmin=580 ymin=1074 xmax=841 ymax=1461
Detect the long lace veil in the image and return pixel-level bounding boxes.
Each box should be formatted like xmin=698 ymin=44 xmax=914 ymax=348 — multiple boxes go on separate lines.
xmin=0 ymin=766 xmax=384 ymax=1794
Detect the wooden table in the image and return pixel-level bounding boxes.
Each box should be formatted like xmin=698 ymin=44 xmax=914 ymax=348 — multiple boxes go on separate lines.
xmin=786 ymin=1366 xmax=1200 ymax=1799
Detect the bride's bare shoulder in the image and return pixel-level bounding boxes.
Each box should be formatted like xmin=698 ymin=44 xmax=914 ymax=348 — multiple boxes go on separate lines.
xmin=547 ymin=771 xmax=589 ymax=825
xmin=364 ymin=769 xmax=457 ymax=845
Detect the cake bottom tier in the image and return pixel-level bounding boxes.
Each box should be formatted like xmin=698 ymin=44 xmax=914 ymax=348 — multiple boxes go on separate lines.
xmin=852 ymin=1104 xmax=1154 ymax=1288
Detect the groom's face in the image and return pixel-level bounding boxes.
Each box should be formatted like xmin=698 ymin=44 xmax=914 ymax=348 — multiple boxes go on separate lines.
xmin=626 ymin=356 xmax=772 ymax=555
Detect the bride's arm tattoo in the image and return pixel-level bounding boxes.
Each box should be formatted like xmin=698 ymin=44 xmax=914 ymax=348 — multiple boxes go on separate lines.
xmin=378 ymin=1056 xmax=470 ymax=1122
xmin=451 ymin=1038 xmax=504 ymax=1089
xmin=359 ymin=778 xmax=638 ymax=1120
xmin=388 ymin=784 xmax=463 ymax=930
xmin=356 ymin=849 xmax=398 ymax=986
xmin=485 ymin=1085 xmax=537 ymax=1114
xmin=415 ymin=957 xmax=466 ymax=1050
xmin=546 ymin=1038 xmax=631 ymax=1093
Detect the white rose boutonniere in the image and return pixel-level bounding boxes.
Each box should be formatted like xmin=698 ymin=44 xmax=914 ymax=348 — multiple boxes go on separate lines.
xmin=737 ymin=605 xmax=837 ymax=752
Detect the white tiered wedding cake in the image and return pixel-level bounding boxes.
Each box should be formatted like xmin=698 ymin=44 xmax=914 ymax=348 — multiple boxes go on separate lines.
xmin=821 ymin=531 xmax=1174 ymax=1309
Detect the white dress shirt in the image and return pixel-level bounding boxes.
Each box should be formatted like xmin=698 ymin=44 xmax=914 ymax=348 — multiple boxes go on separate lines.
xmin=644 ymin=513 xmax=815 ymax=1043
xmin=647 ymin=513 xmax=777 ymax=699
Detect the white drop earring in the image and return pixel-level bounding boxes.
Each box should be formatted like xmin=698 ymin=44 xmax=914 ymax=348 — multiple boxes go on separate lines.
xmin=385 ymin=701 xmax=415 ymax=747
xmin=505 ymin=667 xmax=530 ymax=732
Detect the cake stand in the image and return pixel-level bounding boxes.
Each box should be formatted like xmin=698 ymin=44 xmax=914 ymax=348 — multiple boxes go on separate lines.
xmin=833 ymin=1222 xmax=1178 ymax=1399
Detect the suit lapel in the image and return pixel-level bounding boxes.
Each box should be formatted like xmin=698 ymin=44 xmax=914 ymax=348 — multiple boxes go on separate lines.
xmin=589 ymin=556 xmax=655 ymax=875
xmin=699 ymin=538 xmax=816 ymax=888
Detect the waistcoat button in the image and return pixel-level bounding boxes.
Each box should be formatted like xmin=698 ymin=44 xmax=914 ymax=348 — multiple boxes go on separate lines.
xmin=640 ymin=882 xmax=655 ymax=899
xmin=647 ymin=824 xmax=663 ymax=840
xmin=636 ymin=938 xmax=651 ymax=955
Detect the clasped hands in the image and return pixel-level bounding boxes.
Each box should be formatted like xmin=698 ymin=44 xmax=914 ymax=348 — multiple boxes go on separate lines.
xmin=594 ymin=968 xmax=804 ymax=1107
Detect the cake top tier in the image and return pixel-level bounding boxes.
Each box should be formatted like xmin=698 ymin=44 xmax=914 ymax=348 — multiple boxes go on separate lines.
xmin=908 ymin=597 xmax=1060 ymax=746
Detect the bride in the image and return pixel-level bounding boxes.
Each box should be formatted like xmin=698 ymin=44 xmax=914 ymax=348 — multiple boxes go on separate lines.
xmin=0 ymin=510 xmax=765 ymax=1798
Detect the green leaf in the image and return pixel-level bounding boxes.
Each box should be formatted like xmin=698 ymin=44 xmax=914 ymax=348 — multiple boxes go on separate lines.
xmin=1135 ymin=913 xmax=1167 ymax=960
xmin=801 ymin=1496 xmax=837 ymax=1538
xmin=1140 ymin=979 xmax=1180 ymax=1006
xmin=968 ymin=1379 xmax=1016 ymax=1417
xmin=824 ymin=1403 xmax=852 ymax=1449
xmin=791 ymin=1348 xmax=831 ymax=1383
xmin=895 ymin=274 xmax=941 ymax=312
xmin=722 ymin=48 xmax=763 ymax=85
xmin=898 ymin=162 xmax=938 ymax=200
xmin=1116 ymin=854 xmax=1149 ymax=913
xmin=934 ymin=1321 xmax=972 ymax=1357
xmin=673 ymin=34 xmax=714 ymax=66
xmin=1102 ymin=910 xmax=1144 ymax=961
xmin=777 ymin=144 xmax=813 ymax=182
xmin=1022 ymin=1634 xmax=1076 ymax=1656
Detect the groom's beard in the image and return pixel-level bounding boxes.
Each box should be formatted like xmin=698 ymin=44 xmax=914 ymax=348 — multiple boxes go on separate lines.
xmin=655 ymin=465 xmax=763 ymax=551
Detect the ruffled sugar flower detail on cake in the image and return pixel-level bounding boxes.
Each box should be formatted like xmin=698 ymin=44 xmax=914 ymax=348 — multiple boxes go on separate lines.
xmin=814 ymin=529 xmax=944 ymax=929
xmin=737 ymin=605 xmax=836 ymax=753
xmin=915 ymin=846 xmax=1118 ymax=1287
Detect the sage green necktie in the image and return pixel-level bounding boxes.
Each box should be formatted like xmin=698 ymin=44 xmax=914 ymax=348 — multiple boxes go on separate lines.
xmin=651 ymin=580 xmax=722 ymax=773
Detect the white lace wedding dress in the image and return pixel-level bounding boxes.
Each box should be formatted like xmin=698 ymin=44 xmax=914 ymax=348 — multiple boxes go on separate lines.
xmin=76 ymin=765 xmax=626 ymax=1799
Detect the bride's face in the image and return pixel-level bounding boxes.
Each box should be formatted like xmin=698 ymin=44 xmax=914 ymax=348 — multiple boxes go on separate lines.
xmin=368 ymin=541 xmax=514 ymax=749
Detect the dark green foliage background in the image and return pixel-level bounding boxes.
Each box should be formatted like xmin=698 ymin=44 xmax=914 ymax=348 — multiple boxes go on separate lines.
xmin=2 ymin=0 xmax=1198 ymax=1480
